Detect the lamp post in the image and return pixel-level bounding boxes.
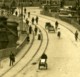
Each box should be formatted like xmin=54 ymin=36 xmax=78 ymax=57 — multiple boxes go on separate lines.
xmin=20 ymin=0 xmax=24 ymax=33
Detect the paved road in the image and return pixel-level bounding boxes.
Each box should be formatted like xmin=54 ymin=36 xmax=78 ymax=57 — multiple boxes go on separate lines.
xmin=14 ymin=10 xmax=80 ymax=77
xmin=1 ymin=7 xmax=80 ymax=77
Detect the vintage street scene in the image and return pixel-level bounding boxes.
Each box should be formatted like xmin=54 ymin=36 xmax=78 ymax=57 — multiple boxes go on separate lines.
xmin=0 ymin=0 xmax=80 ymax=77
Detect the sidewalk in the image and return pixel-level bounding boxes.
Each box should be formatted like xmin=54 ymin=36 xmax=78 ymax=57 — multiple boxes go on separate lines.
xmin=0 ymin=32 xmax=33 ymax=75
xmin=0 ymin=14 xmax=33 ymax=76
xmin=0 ymin=16 xmax=48 ymax=77
xmin=16 ymin=13 xmax=80 ymax=77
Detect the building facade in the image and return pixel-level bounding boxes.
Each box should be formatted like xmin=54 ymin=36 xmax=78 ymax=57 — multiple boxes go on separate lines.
xmin=0 ymin=0 xmax=79 ymax=7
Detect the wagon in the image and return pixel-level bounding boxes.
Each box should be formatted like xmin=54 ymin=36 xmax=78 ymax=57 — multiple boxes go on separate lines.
xmin=45 ymin=22 xmax=51 ymax=29
xmin=48 ymin=25 xmax=55 ymax=32
xmin=38 ymin=59 xmax=47 ymax=70
xmin=45 ymin=22 xmax=55 ymax=32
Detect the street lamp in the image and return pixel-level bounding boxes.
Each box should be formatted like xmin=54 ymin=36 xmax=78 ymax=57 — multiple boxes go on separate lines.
xmin=20 ymin=0 xmax=24 ymax=33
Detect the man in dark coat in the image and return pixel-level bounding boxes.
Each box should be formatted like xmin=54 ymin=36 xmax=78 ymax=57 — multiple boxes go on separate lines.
xmin=38 ymin=30 xmax=41 ymax=40
xmin=29 ymin=25 xmax=32 ymax=34
xmin=55 ymin=21 xmax=59 ymax=30
xmin=34 ymin=26 xmax=38 ymax=35
xmin=15 ymin=11 xmax=18 ymax=16
xmin=26 ymin=19 xmax=29 ymax=25
xmin=24 ymin=8 xmax=26 ymax=14
xmin=28 ymin=12 xmax=30 ymax=18
xmin=75 ymin=31 xmax=78 ymax=41
xmin=9 ymin=52 xmax=15 ymax=66
xmin=41 ymin=53 xmax=47 ymax=62
xmin=35 ymin=16 xmax=39 ymax=24
xmin=26 ymin=34 xmax=30 ymax=43
xmin=57 ymin=31 xmax=61 ymax=38
xmin=32 ymin=17 xmax=34 ymax=25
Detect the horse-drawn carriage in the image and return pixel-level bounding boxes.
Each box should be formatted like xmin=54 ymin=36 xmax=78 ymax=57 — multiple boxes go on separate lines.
xmin=38 ymin=59 xmax=47 ymax=70
xmin=45 ymin=22 xmax=55 ymax=32
xmin=38 ymin=53 xmax=48 ymax=70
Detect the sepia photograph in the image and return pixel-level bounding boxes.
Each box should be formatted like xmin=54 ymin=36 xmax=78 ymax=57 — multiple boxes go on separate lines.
xmin=0 ymin=0 xmax=80 ymax=77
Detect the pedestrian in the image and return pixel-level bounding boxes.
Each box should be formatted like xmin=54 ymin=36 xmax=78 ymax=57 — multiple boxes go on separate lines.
xmin=26 ymin=34 xmax=30 ymax=43
xmin=57 ymin=31 xmax=61 ymax=38
xmin=75 ymin=30 xmax=78 ymax=41
xmin=28 ymin=12 xmax=30 ymax=18
xmin=26 ymin=18 xmax=29 ymax=25
xmin=38 ymin=30 xmax=41 ymax=40
xmin=35 ymin=16 xmax=39 ymax=24
xmin=34 ymin=26 xmax=38 ymax=35
xmin=55 ymin=21 xmax=59 ymax=30
xmin=9 ymin=52 xmax=15 ymax=66
xmin=15 ymin=11 xmax=18 ymax=16
xmin=41 ymin=53 xmax=47 ymax=62
xmin=32 ymin=17 xmax=34 ymax=25
xmin=24 ymin=8 xmax=26 ymax=14
xmin=29 ymin=25 xmax=32 ymax=34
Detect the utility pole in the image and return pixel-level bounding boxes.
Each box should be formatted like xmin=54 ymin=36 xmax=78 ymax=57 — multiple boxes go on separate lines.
xmin=20 ymin=0 xmax=24 ymax=33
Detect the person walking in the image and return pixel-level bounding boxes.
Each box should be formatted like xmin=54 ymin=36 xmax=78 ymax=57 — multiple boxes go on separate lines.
xmin=15 ymin=11 xmax=18 ymax=16
xmin=32 ymin=17 xmax=34 ymax=25
xmin=35 ymin=16 xmax=39 ymax=24
xmin=38 ymin=30 xmax=41 ymax=40
xmin=28 ymin=12 xmax=30 ymax=18
xmin=57 ymin=31 xmax=61 ymax=38
xmin=29 ymin=25 xmax=32 ymax=34
xmin=26 ymin=34 xmax=30 ymax=43
xmin=26 ymin=18 xmax=29 ymax=25
xmin=55 ymin=21 xmax=59 ymax=30
xmin=24 ymin=8 xmax=26 ymax=14
xmin=9 ymin=52 xmax=15 ymax=66
xmin=75 ymin=30 xmax=78 ymax=41
xmin=34 ymin=26 xmax=38 ymax=35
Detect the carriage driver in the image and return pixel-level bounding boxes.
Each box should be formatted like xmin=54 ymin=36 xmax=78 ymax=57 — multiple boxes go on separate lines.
xmin=41 ymin=53 xmax=47 ymax=63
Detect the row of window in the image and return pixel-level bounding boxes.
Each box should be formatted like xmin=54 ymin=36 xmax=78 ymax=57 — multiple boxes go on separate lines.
xmin=0 ymin=0 xmax=77 ymax=6
xmin=0 ymin=0 xmax=41 ymax=2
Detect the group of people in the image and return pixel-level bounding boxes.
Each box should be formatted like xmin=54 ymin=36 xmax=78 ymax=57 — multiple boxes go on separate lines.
xmin=10 ymin=8 xmax=79 ymax=67
xmin=23 ymin=9 xmax=41 ymax=41
xmin=31 ymin=16 xmax=39 ymax=25
xmin=9 ymin=9 xmax=41 ymax=66
xmin=27 ymin=16 xmax=41 ymax=41
xmin=55 ymin=21 xmax=79 ymax=41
